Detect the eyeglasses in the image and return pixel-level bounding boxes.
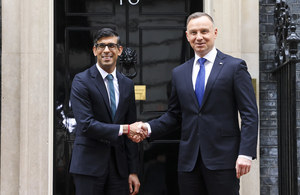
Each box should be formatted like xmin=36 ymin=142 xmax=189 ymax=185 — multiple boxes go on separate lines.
xmin=95 ymin=43 xmax=119 ymax=51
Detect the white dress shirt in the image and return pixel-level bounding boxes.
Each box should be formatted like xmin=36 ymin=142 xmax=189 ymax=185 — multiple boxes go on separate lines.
xmin=192 ymin=47 xmax=217 ymax=90
xmin=96 ymin=64 xmax=123 ymax=135
xmin=96 ymin=64 xmax=120 ymax=108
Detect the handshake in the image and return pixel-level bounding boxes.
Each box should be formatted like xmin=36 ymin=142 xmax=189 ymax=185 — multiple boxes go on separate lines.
xmin=123 ymin=122 xmax=149 ymax=143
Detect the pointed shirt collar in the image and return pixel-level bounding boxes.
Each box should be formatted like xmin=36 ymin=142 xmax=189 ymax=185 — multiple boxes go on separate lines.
xmin=194 ymin=47 xmax=217 ymax=64
xmin=192 ymin=47 xmax=218 ymax=91
xmin=96 ymin=63 xmax=117 ymax=80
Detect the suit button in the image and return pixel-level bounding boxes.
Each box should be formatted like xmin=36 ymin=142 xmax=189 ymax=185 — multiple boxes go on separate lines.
xmin=198 ymin=112 xmax=202 ymax=116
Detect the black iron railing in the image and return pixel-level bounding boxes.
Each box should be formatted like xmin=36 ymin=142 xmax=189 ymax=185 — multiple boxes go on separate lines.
xmin=273 ymin=1 xmax=300 ymax=194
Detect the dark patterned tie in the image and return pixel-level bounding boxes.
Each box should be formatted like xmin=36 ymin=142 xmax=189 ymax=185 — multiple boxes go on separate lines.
xmin=106 ymin=74 xmax=116 ymax=119
xmin=195 ymin=58 xmax=207 ymax=106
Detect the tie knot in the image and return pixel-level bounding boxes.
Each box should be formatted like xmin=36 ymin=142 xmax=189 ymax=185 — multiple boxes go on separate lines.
xmin=198 ymin=58 xmax=206 ymax=66
xmin=106 ymin=74 xmax=113 ymax=80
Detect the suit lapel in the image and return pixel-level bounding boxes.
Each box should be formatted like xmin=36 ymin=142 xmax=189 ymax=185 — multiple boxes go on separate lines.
xmin=184 ymin=58 xmax=200 ymax=108
xmin=114 ymin=72 xmax=125 ymax=122
xmin=90 ymin=65 xmax=112 ymax=117
xmin=200 ymin=50 xmax=225 ymax=108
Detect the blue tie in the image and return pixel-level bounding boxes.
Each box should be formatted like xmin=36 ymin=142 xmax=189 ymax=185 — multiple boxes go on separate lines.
xmin=195 ymin=58 xmax=207 ymax=106
xmin=106 ymin=74 xmax=116 ymax=119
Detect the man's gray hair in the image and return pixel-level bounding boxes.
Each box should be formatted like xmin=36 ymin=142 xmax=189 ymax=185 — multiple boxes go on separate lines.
xmin=186 ymin=12 xmax=214 ymax=27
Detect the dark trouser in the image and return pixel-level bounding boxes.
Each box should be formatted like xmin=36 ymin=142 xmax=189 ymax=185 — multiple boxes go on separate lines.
xmin=178 ymin=153 xmax=239 ymax=195
xmin=73 ymin=150 xmax=129 ymax=195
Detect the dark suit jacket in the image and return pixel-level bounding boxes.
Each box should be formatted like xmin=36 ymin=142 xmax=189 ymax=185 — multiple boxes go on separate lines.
xmin=69 ymin=64 xmax=138 ymax=178
xmin=149 ymin=50 xmax=258 ymax=172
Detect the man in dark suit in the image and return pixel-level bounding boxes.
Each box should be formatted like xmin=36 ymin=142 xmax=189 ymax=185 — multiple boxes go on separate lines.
xmin=70 ymin=28 xmax=141 ymax=195
xmin=131 ymin=12 xmax=258 ymax=195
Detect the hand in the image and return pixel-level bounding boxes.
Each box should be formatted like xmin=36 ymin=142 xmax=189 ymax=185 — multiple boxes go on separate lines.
xmin=235 ymin=156 xmax=252 ymax=178
xmin=128 ymin=122 xmax=148 ymax=143
xmin=128 ymin=173 xmax=140 ymax=195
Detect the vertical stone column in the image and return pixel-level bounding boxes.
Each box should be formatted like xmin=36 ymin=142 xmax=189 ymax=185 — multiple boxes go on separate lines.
xmin=1 ymin=0 xmax=21 ymax=194
xmin=1 ymin=0 xmax=52 ymax=194
xmin=204 ymin=0 xmax=260 ymax=195
xmin=239 ymin=1 xmax=260 ymax=195
xmin=208 ymin=0 xmax=243 ymax=58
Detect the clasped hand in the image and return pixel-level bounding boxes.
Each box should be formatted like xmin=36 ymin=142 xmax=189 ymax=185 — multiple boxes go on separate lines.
xmin=127 ymin=122 xmax=148 ymax=143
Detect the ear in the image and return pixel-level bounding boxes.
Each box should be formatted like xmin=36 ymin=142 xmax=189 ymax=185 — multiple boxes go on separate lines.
xmin=118 ymin=45 xmax=123 ymax=56
xmin=214 ymin=28 xmax=218 ymax=39
xmin=92 ymin=46 xmax=97 ymax=56
xmin=185 ymin=31 xmax=189 ymax=41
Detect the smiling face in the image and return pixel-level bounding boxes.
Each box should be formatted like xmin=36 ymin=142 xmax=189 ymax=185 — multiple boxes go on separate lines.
xmin=93 ymin=36 xmax=123 ymax=73
xmin=186 ymin=16 xmax=218 ymax=57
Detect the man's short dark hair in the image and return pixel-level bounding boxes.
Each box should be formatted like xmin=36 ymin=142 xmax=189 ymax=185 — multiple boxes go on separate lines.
xmin=93 ymin=28 xmax=121 ymax=46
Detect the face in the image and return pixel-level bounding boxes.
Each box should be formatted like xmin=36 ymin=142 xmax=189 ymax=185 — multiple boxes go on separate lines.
xmin=186 ymin=16 xmax=218 ymax=57
xmin=93 ymin=36 xmax=123 ymax=73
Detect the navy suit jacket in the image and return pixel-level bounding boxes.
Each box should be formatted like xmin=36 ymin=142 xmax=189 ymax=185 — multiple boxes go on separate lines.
xmin=69 ymin=64 xmax=138 ymax=178
xmin=149 ymin=50 xmax=258 ymax=172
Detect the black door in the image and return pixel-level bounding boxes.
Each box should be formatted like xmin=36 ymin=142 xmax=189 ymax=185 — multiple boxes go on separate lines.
xmin=54 ymin=1 xmax=202 ymax=194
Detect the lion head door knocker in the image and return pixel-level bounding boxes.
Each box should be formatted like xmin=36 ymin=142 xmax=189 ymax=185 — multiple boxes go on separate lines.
xmin=119 ymin=47 xmax=137 ymax=79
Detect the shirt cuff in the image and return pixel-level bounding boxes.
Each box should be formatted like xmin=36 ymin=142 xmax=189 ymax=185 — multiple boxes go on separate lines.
xmin=238 ymin=155 xmax=252 ymax=160
xmin=118 ymin=125 xmax=123 ymax=136
xmin=145 ymin=123 xmax=151 ymax=137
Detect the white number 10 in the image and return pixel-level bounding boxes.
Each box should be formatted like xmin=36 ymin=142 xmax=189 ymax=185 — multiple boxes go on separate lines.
xmin=120 ymin=0 xmax=139 ymax=6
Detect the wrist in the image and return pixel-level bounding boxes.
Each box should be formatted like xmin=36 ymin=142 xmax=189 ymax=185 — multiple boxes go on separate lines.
xmin=122 ymin=124 xmax=130 ymax=134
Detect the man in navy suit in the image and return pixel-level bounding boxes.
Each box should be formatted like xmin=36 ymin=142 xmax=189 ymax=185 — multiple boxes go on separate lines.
xmin=131 ymin=12 xmax=258 ymax=195
xmin=70 ymin=28 xmax=141 ymax=195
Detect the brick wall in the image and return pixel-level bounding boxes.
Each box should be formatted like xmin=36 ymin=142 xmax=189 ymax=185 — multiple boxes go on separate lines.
xmin=259 ymin=0 xmax=300 ymax=194
xmin=259 ymin=0 xmax=278 ymax=194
